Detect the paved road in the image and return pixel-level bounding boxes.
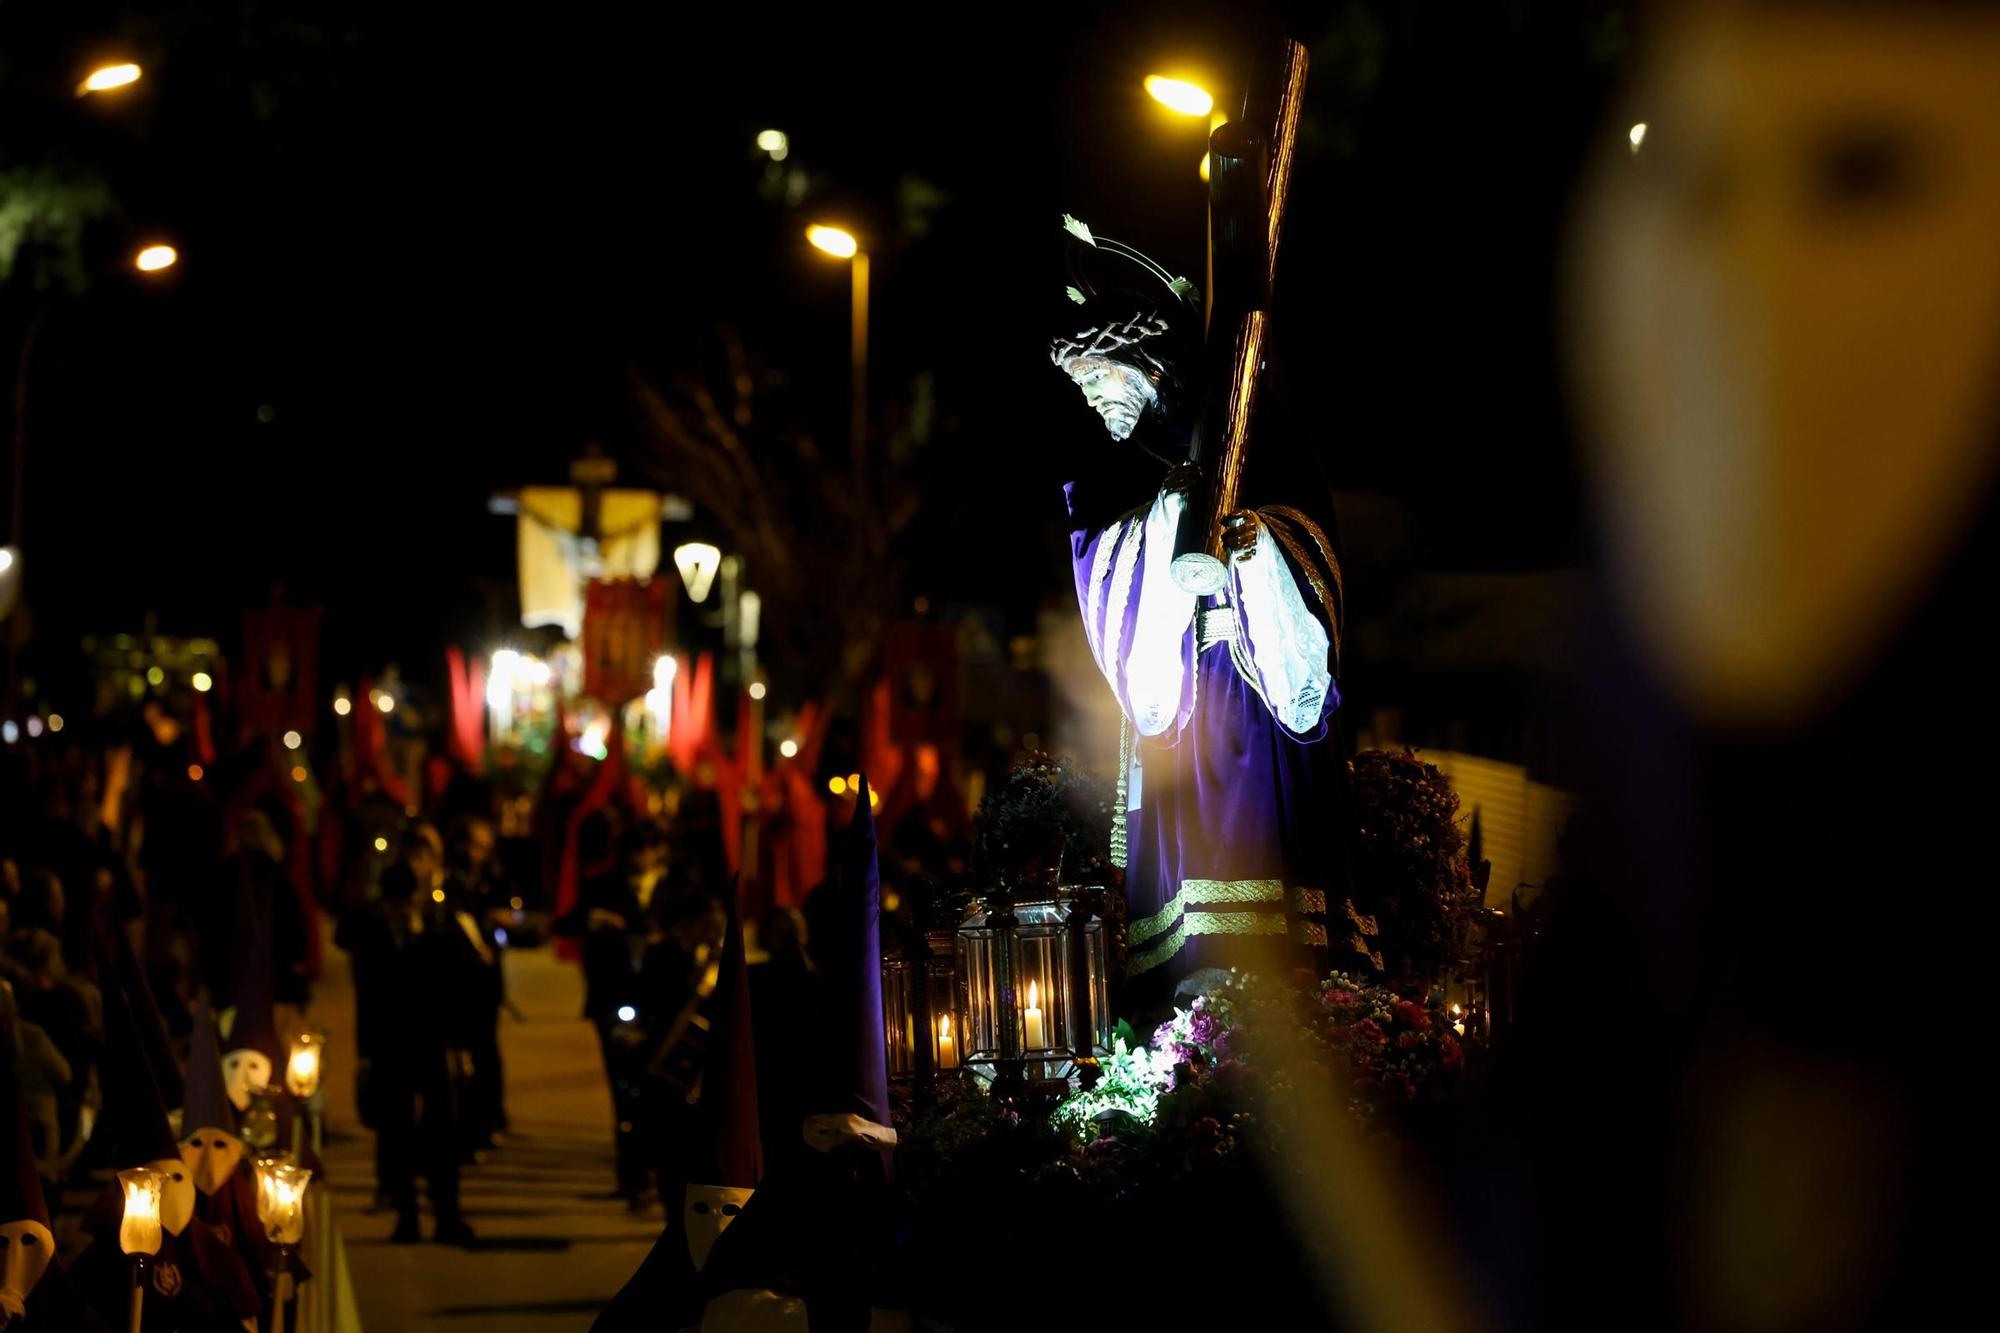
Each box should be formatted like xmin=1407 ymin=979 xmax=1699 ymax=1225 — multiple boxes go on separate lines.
xmin=315 ymin=930 xmax=660 ymax=1330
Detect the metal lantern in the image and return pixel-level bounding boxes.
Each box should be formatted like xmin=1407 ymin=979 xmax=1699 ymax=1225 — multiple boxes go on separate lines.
xmin=955 ymin=885 xmax=1111 ymax=1096
xmin=882 ymin=898 xmax=963 ymax=1092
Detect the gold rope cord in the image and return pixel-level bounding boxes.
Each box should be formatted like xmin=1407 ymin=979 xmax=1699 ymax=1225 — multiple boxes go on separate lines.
xmin=1111 ymin=717 xmax=1131 ymax=870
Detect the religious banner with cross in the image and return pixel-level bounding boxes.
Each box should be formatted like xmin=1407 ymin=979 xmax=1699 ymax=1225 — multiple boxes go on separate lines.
xmin=581 ymin=578 xmax=671 ymax=704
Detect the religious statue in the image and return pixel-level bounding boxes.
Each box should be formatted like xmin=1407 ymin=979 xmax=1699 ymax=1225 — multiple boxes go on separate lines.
xmin=1052 ymin=232 xmax=1347 ymax=1000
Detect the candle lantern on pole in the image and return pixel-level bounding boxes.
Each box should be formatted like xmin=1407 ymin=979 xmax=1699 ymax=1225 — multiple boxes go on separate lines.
xmin=955 ymin=885 xmax=1111 ymax=1099
xmin=285 ymin=1029 xmax=326 ymax=1158
xmin=254 ymin=1159 xmax=311 ymax=1333
xmin=118 ymin=1166 xmax=165 ymax=1333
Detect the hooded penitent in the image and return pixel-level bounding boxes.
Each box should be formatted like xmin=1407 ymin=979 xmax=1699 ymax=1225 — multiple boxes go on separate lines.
xmin=96 ymin=915 xmax=185 ymax=1114
xmin=691 ymin=779 xmax=903 ymax=1330
xmin=92 ymin=931 xmax=198 ymax=1237
xmin=222 ymin=892 xmax=280 ymax=1110
xmin=181 ymin=993 xmax=245 ymax=1197
xmin=804 ymin=774 xmax=894 ymax=1154
xmin=0 ymin=1031 xmax=58 ymax=1321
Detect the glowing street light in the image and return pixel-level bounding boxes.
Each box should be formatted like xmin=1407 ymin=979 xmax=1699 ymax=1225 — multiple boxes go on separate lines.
xmin=806 ymin=224 xmax=859 ymax=259
xmin=191 ymin=670 xmax=213 ymax=692
xmin=78 ymin=62 xmax=142 ymax=96
xmin=756 ymin=128 xmax=790 ymax=161
xmin=135 ymin=244 xmax=178 ymax=273
xmin=674 ymin=542 xmax=722 ymax=604
xmin=807 ymin=225 xmax=870 ymax=484
xmin=1628 ymin=122 xmax=1648 ymax=153
xmin=779 ymin=738 xmax=799 ymax=759
xmin=1144 ymin=75 xmax=1214 ymax=118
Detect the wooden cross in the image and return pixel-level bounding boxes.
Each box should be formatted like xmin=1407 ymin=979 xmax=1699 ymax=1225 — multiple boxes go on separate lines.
xmin=1172 ymin=37 xmax=1311 ymax=595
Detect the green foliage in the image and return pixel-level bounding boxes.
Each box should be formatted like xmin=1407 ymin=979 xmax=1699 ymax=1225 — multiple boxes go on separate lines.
xmin=1048 ymin=1035 xmax=1175 ymax=1139
xmin=0 ymin=165 xmax=114 ymax=291
xmin=970 ymin=751 xmax=1114 ymax=886
xmin=1345 ymin=749 xmax=1481 ymax=983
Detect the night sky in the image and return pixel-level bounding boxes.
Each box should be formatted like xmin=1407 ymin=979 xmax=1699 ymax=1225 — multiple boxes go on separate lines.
xmin=5 ymin=1 xmax=1626 ymax=694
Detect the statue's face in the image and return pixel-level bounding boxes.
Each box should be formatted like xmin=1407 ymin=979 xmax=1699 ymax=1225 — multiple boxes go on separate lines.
xmin=222 ymin=1050 xmax=273 ymax=1111
xmin=682 ymin=1183 xmax=754 ymax=1272
xmin=148 ymin=1158 xmax=197 ymax=1235
xmin=180 ymin=1128 xmax=246 ymax=1196
xmin=1065 ymin=357 xmax=1158 ymax=440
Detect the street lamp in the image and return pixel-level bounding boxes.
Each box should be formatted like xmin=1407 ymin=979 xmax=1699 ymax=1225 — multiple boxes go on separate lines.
xmin=673 ymin=542 xmax=721 ymax=603
xmin=1144 ymin=74 xmax=1214 ymax=118
xmin=134 ymin=244 xmax=178 ymax=273
xmin=806 ymin=224 xmax=869 ymax=488
xmin=78 ymin=62 xmax=142 ymax=96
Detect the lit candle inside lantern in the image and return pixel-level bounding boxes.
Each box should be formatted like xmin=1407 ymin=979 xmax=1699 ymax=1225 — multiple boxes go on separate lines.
xmin=286 ymin=1035 xmax=322 ymax=1099
xmin=117 ymin=1167 xmax=165 ymax=1257
xmin=254 ymin=1159 xmax=313 ymax=1245
xmin=936 ymin=1014 xmax=958 ymax=1068
xmin=1022 ymin=981 xmax=1046 ymax=1051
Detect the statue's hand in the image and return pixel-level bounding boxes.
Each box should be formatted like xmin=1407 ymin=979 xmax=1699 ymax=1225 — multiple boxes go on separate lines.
xmin=1221 ymin=510 xmax=1259 ymax=559
xmin=1162 ymin=463 xmax=1199 ymax=495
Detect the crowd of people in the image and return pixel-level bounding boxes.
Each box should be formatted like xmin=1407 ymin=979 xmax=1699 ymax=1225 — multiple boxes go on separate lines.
xmin=0 ymin=679 xmax=898 ymax=1328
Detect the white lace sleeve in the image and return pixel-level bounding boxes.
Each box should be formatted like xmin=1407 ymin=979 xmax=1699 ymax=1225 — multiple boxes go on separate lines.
xmin=1121 ymin=490 xmax=1197 ymax=736
xmin=1230 ymin=515 xmax=1332 ymax=735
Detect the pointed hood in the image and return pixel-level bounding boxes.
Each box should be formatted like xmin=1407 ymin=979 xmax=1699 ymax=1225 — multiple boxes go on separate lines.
xmin=90 ymin=931 xmax=182 ymax=1168
xmin=690 ymin=880 xmax=761 ymax=1189
xmin=810 ymin=774 xmax=891 ymax=1131
xmin=225 ymin=888 xmax=281 ymax=1062
xmin=97 ymin=913 xmax=184 ymax=1112
xmin=183 ymin=991 xmax=237 ymax=1136
xmin=0 ymin=1024 xmax=48 ymax=1227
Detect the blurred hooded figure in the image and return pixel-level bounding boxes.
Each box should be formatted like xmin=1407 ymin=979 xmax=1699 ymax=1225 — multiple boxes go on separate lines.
xmin=1513 ymin=5 xmax=2000 ymax=1328
xmin=696 ymin=778 xmax=905 ymax=1332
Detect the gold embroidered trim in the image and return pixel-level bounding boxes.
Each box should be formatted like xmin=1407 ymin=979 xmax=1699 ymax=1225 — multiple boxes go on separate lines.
xmin=1125 ymin=909 xmax=1292 ymax=978
xmin=1128 ymin=878 xmax=1286 ymax=947
xmin=1262 ymin=505 xmax=1344 ymax=619
xmin=1292 ymin=888 xmax=1328 ymax=916
xmin=1295 ymin=921 xmax=1329 ymax=947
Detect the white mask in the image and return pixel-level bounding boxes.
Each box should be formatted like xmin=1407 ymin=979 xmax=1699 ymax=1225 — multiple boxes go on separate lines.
xmin=1566 ymin=6 xmax=2000 ymax=727
xmin=179 ymin=1129 xmax=246 ymax=1196
xmin=682 ymin=1184 xmax=754 ymax=1272
xmin=221 ymin=1050 xmax=273 ymax=1112
xmin=148 ymin=1157 xmax=197 ymax=1236
xmin=1065 ymin=358 xmax=1159 ymax=441
xmin=0 ymin=1220 xmax=54 ymax=1319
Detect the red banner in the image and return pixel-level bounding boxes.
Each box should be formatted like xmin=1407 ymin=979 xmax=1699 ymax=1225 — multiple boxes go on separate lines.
xmin=241 ymin=602 xmax=322 ymax=739
xmin=582 ymin=578 xmax=669 ymax=704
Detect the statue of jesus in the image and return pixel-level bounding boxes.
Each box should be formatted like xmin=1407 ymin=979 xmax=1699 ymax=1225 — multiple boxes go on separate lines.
xmin=1052 ymin=271 xmax=1350 ymax=1001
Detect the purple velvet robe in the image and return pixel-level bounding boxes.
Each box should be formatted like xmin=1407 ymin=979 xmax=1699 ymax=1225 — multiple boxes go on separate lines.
xmin=1069 ymin=484 xmax=1343 ymax=993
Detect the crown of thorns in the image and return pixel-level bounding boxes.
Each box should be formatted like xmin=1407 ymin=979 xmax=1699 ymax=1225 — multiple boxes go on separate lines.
xmin=1050 ymin=310 xmax=1177 ymax=371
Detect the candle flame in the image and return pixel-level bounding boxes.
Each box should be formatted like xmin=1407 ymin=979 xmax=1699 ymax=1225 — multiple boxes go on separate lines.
xmin=938 ymin=1014 xmax=952 ymax=1038
xmin=1027 ymin=980 xmax=1039 ymax=1008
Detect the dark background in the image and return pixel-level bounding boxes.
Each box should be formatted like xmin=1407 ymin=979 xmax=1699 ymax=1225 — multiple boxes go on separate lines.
xmin=3 ymin=0 xmax=1630 ymax=700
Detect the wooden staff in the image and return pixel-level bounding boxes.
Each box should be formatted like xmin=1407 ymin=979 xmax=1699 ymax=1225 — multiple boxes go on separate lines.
xmin=1171 ymin=37 xmax=1310 ymax=595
